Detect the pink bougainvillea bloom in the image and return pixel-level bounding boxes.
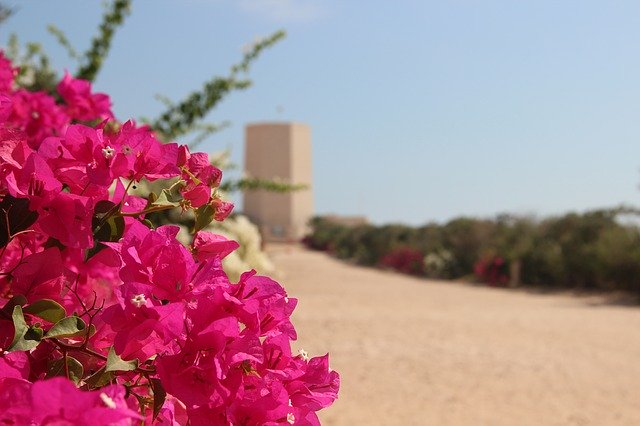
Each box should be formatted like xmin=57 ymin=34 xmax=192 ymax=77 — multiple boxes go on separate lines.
xmin=182 ymin=151 xmax=222 ymax=188
xmin=10 ymin=248 xmax=73 ymax=303
xmin=37 ymin=192 xmax=94 ymax=248
xmin=0 ymin=94 xmax=11 ymax=122
xmin=192 ymin=231 xmax=239 ymax=261
xmin=183 ymin=184 xmax=211 ymax=208
xmin=0 ymin=352 xmax=30 ymax=381
xmin=57 ymin=71 xmax=114 ymax=121
xmin=0 ymin=378 xmax=32 ymax=425
xmin=5 ymin=151 xmax=62 ymax=210
xmin=101 ymin=282 xmax=185 ymax=361
xmin=287 ymin=354 xmax=340 ymax=412
xmin=212 ymin=198 xmax=234 ymax=222
xmin=7 ymin=89 xmax=69 ymax=148
xmin=0 ymin=51 xmax=17 ymax=93
xmin=28 ymin=377 xmax=142 ymax=424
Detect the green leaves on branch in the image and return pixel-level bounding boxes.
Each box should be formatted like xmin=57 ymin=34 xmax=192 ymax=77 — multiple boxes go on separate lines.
xmin=8 ymin=306 xmax=43 ymax=352
xmin=93 ymin=200 xmax=125 ymax=242
xmin=47 ymin=24 xmax=79 ymax=60
xmin=47 ymin=356 xmax=84 ymax=384
xmin=1 ymin=294 xmax=27 ymax=319
xmin=150 ymin=30 xmax=286 ymax=141
xmin=151 ymin=378 xmax=167 ymax=420
xmin=76 ymin=0 xmax=132 ymax=82
xmin=220 ymin=177 xmax=307 ymax=194
xmin=194 ymin=203 xmax=215 ymax=233
xmin=0 ymin=195 xmax=39 ymax=248
xmin=85 ymin=367 xmax=114 ymax=389
xmin=106 ymin=347 xmax=138 ymax=372
xmin=152 ymin=180 xmax=186 ymax=208
xmin=44 ymin=315 xmax=87 ymax=339
xmin=23 ymin=299 xmax=66 ymax=323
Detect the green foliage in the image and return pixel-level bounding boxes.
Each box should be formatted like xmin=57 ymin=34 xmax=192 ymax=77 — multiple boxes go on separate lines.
xmin=305 ymin=208 xmax=640 ymax=295
xmin=105 ymin=346 xmax=139 ymax=372
xmin=47 ymin=356 xmax=84 ymax=384
xmin=150 ymin=30 xmax=286 ymax=141
xmin=8 ymin=305 xmax=43 ymax=352
xmin=221 ymin=177 xmax=307 ymax=194
xmin=6 ymin=1 xmax=299 ymax=205
xmin=0 ymin=2 xmax=14 ymax=26
xmin=194 ymin=203 xmax=215 ymax=233
xmin=75 ymin=0 xmax=132 ymax=82
xmin=23 ymin=299 xmax=66 ymax=323
xmin=0 ymin=195 xmax=40 ymax=248
xmin=44 ymin=315 xmax=87 ymax=339
xmin=151 ymin=378 xmax=167 ymax=420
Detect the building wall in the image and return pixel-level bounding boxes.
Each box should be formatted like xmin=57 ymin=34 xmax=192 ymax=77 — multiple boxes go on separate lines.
xmin=243 ymin=122 xmax=313 ymax=242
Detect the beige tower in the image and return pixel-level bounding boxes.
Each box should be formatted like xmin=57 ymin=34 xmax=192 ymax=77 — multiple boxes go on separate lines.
xmin=243 ymin=122 xmax=314 ymax=242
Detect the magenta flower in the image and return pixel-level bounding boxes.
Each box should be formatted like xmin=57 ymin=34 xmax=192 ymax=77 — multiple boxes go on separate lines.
xmin=0 ymin=52 xmax=338 ymax=424
xmin=192 ymin=231 xmax=240 ymax=261
xmin=0 ymin=377 xmax=142 ymax=425
xmin=0 ymin=51 xmax=17 ymax=93
xmin=57 ymin=71 xmax=114 ymax=121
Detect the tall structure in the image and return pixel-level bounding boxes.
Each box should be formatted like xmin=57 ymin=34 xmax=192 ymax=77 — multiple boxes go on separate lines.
xmin=243 ymin=122 xmax=313 ymax=242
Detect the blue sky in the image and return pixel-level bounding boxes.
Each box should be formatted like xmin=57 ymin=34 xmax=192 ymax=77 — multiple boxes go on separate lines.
xmin=3 ymin=0 xmax=640 ymax=225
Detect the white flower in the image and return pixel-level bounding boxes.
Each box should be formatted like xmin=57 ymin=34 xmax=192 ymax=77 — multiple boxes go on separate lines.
xmin=100 ymin=392 xmax=116 ymax=409
xmin=102 ymin=146 xmax=115 ymax=159
xmin=298 ymin=349 xmax=309 ymax=362
xmin=287 ymin=413 xmax=295 ymax=424
xmin=130 ymin=294 xmax=147 ymax=308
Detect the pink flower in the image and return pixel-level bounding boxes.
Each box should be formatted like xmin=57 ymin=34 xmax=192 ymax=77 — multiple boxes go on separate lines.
xmin=183 ymin=184 xmax=210 ymax=208
xmin=108 ymin=121 xmax=180 ymax=181
xmin=57 ymin=71 xmax=114 ymax=121
xmin=100 ymin=282 xmax=185 ymax=361
xmin=212 ymin=198 xmax=234 ymax=221
xmin=0 ymin=352 xmax=30 ymax=380
xmin=5 ymin=151 xmax=62 ymax=210
xmin=10 ymin=248 xmax=73 ymax=303
xmin=37 ymin=192 xmax=94 ymax=248
xmin=0 ymin=377 xmax=142 ymax=425
xmin=6 ymin=89 xmax=69 ymax=148
xmin=0 ymin=51 xmax=17 ymax=93
xmin=192 ymin=232 xmax=239 ymax=261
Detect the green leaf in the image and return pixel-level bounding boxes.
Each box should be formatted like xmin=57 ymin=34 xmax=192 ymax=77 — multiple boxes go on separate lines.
xmin=84 ymin=366 xmax=114 ymax=389
xmin=47 ymin=356 xmax=84 ymax=384
xmin=194 ymin=203 xmax=215 ymax=233
xmin=93 ymin=200 xmax=125 ymax=242
xmin=105 ymin=346 xmax=138 ymax=372
xmin=7 ymin=305 xmax=42 ymax=352
xmin=0 ymin=195 xmax=39 ymax=248
xmin=1 ymin=294 xmax=27 ymax=318
xmin=44 ymin=315 xmax=86 ymax=339
xmin=153 ymin=180 xmax=185 ymax=208
xmin=23 ymin=299 xmax=66 ymax=323
xmin=150 ymin=378 xmax=167 ymax=420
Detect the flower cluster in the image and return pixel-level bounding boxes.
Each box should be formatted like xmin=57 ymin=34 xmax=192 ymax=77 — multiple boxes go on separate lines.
xmin=0 ymin=51 xmax=338 ymax=425
xmin=379 ymin=247 xmax=425 ymax=276
xmin=473 ymin=256 xmax=509 ymax=287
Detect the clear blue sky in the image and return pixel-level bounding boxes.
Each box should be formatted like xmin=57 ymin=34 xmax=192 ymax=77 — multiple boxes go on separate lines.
xmin=3 ymin=0 xmax=640 ymax=225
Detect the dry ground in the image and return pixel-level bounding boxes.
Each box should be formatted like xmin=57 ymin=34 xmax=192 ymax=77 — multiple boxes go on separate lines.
xmin=267 ymin=245 xmax=640 ymax=426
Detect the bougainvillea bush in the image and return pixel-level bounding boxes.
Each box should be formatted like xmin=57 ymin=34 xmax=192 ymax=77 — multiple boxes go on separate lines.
xmin=0 ymin=52 xmax=339 ymax=425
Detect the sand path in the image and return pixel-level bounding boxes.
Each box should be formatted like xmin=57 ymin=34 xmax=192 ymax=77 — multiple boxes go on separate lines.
xmin=268 ymin=245 xmax=640 ymax=426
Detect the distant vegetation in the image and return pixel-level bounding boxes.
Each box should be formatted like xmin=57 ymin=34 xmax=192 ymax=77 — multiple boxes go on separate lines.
xmin=303 ymin=208 xmax=640 ymax=297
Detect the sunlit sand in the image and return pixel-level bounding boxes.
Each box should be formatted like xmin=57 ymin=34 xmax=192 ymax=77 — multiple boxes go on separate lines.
xmin=269 ymin=244 xmax=640 ymax=426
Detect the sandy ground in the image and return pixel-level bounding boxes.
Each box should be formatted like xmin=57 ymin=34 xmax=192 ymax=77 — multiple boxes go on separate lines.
xmin=267 ymin=245 xmax=640 ymax=426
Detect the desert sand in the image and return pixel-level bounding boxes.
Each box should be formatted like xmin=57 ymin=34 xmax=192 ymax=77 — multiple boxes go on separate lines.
xmin=267 ymin=245 xmax=640 ymax=426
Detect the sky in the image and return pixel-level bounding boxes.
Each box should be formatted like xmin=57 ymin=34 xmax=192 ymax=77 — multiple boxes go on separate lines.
xmin=3 ymin=0 xmax=640 ymax=225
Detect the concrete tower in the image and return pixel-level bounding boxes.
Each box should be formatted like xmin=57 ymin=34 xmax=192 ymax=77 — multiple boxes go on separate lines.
xmin=243 ymin=122 xmax=313 ymax=242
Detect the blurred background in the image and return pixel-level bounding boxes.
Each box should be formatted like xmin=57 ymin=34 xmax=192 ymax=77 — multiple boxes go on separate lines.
xmin=3 ymin=1 xmax=640 ymax=424
xmin=5 ymin=0 xmax=640 ymax=224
